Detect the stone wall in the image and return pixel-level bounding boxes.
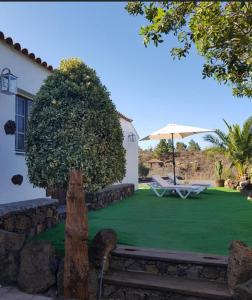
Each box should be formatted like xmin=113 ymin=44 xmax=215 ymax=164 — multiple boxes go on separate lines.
xmin=0 ymin=229 xmax=25 ymax=284
xmin=0 ymin=229 xmax=117 ymax=298
xmin=57 ymin=184 xmax=135 ymax=220
xmin=102 ymin=285 xmax=214 ymax=300
xmin=0 ymin=198 xmax=59 ymax=285
xmin=0 ymin=186 xmax=134 ymax=289
xmin=86 ymin=184 xmax=135 ymax=210
xmin=0 ymin=184 xmax=135 ymax=236
xmin=50 ymin=183 xmax=135 ymax=210
xmin=0 ymin=198 xmax=59 ymax=239
xmin=110 ymin=254 xmax=227 ymax=283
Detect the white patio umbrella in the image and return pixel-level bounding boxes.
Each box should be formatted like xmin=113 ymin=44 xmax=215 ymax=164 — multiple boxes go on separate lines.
xmin=140 ymin=123 xmax=214 ymax=184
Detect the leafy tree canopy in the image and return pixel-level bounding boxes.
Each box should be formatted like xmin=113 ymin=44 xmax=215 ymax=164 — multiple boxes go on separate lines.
xmin=154 ymin=139 xmax=173 ymax=160
xmin=126 ymin=1 xmax=252 ymax=97
xmin=138 ymin=162 xmax=150 ymax=178
xmin=176 ymin=142 xmax=187 ymax=151
xmin=26 ymin=58 xmax=126 ymax=192
xmin=204 ymin=117 xmax=252 ymax=176
xmin=188 ymin=139 xmax=201 ymax=151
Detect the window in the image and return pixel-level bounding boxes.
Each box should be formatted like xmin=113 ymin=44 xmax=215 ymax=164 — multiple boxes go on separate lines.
xmin=15 ymin=95 xmax=32 ymax=152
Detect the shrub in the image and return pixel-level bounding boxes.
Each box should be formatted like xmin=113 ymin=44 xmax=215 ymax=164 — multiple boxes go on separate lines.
xmin=26 ymin=58 xmax=126 ymax=192
xmin=139 ymin=163 xmax=149 ymax=178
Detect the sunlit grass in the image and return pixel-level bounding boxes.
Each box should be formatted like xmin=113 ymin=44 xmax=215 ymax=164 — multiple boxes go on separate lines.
xmin=34 ymin=186 xmax=252 ymax=256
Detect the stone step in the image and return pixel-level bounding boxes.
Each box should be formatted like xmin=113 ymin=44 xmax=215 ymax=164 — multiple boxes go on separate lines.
xmin=110 ymin=245 xmax=228 ymax=283
xmin=103 ymin=271 xmax=232 ymax=300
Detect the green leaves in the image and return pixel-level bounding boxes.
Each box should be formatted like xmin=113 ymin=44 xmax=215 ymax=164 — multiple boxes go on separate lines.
xmin=176 ymin=142 xmax=187 ymax=151
xmin=187 ymin=139 xmax=201 ymax=151
xmin=26 ymin=58 xmax=126 ymax=192
xmin=126 ymin=1 xmax=252 ymax=97
xmin=154 ymin=139 xmax=173 ymax=160
xmin=125 ymin=2 xmax=144 ymax=16
xmin=204 ymin=117 xmax=252 ymax=177
xmin=138 ymin=162 xmax=149 ymax=178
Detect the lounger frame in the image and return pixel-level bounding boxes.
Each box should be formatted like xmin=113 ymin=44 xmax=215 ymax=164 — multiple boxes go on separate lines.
xmin=150 ymin=175 xmax=205 ymax=199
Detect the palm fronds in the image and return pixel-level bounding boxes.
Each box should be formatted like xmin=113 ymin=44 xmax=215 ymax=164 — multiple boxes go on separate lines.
xmin=204 ymin=117 xmax=252 ymax=177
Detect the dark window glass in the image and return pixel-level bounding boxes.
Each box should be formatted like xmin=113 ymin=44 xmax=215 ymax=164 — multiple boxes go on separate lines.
xmin=17 ymin=116 xmax=25 ymax=132
xmin=15 ymin=95 xmax=33 ymax=152
xmin=15 ymin=133 xmax=25 ymax=151
xmin=16 ymin=97 xmax=25 ymax=115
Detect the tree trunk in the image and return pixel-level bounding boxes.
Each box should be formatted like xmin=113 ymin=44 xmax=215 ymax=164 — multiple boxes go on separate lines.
xmin=64 ymin=169 xmax=89 ymax=300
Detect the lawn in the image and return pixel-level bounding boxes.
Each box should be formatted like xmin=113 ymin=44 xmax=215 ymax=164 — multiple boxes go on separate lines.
xmin=34 ymin=186 xmax=252 ymax=256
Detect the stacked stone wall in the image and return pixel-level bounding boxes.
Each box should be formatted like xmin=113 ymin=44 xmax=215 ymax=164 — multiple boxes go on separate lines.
xmin=49 ymin=183 xmax=135 ymax=209
xmin=0 ymin=198 xmax=59 ymax=239
xmin=0 ymin=198 xmax=59 ymax=285
xmin=86 ymin=184 xmax=135 ymax=210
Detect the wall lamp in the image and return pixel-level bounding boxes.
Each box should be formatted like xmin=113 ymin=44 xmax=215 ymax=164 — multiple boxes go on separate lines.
xmin=0 ymin=68 xmax=18 ymax=95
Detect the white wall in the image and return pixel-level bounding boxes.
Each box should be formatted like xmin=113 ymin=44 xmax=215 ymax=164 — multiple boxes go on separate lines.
xmin=0 ymin=42 xmax=50 ymax=204
xmin=120 ymin=118 xmax=139 ymax=190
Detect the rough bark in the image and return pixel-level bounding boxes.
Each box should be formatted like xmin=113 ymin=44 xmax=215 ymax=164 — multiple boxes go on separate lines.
xmin=64 ymin=170 xmax=89 ymax=300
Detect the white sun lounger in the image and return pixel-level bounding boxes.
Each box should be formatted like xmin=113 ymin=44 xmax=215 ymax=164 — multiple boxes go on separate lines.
xmin=150 ymin=175 xmax=203 ymax=199
xmin=163 ymin=174 xmax=208 ymax=193
xmin=166 ymin=173 xmax=211 ymax=191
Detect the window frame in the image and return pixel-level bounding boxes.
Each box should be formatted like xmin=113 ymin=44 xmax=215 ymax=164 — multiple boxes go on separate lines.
xmin=15 ymin=95 xmax=33 ymax=154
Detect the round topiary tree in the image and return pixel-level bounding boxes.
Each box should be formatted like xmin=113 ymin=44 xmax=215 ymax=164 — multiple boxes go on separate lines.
xmin=26 ymin=58 xmax=126 ymax=299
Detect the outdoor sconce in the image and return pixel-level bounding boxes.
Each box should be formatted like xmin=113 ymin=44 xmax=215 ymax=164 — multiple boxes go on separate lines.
xmin=128 ymin=132 xmax=137 ymax=142
xmin=0 ymin=68 xmax=18 ymax=95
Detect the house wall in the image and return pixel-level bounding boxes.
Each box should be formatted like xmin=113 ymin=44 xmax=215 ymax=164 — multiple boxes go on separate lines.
xmin=0 ymin=42 xmax=50 ymax=204
xmin=120 ymin=118 xmax=139 ymax=189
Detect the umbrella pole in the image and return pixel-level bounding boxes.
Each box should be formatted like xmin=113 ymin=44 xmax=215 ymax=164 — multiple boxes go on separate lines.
xmin=171 ymin=133 xmax=176 ymax=185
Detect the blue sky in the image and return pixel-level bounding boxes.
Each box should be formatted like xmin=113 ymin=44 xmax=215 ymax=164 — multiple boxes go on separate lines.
xmin=0 ymin=2 xmax=251 ymax=149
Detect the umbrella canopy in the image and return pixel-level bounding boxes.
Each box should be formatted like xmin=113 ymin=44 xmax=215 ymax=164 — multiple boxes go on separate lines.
xmin=140 ymin=123 xmax=214 ymax=184
xmin=141 ymin=123 xmax=214 ymax=140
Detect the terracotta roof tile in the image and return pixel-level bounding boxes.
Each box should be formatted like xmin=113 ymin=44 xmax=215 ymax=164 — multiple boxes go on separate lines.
xmin=0 ymin=31 xmax=53 ymax=71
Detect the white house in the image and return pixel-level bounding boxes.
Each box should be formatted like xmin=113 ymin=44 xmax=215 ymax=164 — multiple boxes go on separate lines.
xmin=0 ymin=31 xmax=138 ymax=204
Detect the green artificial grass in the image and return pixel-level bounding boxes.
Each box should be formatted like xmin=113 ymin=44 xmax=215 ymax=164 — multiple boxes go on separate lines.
xmin=34 ymin=186 xmax=252 ymax=256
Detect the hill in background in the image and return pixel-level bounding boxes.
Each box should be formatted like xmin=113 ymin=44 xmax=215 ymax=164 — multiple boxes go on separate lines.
xmin=139 ymin=149 xmax=235 ymax=181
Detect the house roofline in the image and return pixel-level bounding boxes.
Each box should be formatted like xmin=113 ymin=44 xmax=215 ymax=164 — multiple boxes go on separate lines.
xmin=0 ymin=31 xmax=133 ymax=123
xmin=117 ymin=111 xmax=133 ymax=123
xmin=0 ymin=31 xmax=53 ymax=71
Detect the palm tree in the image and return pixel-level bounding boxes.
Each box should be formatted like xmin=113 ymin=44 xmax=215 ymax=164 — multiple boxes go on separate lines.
xmin=204 ymin=117 xmax=252 ymax=178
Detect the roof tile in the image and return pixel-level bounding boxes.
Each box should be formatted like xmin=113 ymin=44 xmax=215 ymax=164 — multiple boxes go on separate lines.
xmin=0 ymin=31 xmax=53 ymax=71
